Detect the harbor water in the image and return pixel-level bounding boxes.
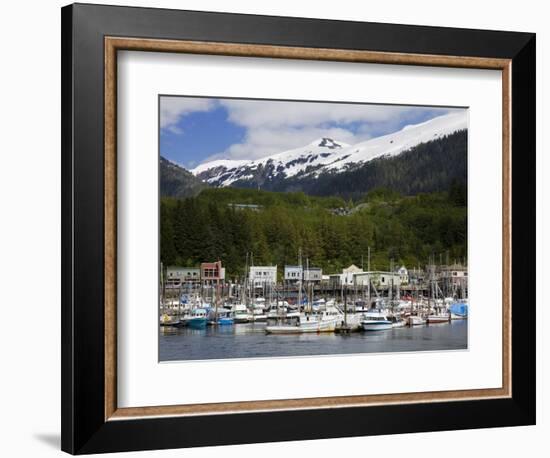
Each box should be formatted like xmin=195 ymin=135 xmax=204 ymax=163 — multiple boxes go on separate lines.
xmin=159 ymin=320 xmax=467 ymax=361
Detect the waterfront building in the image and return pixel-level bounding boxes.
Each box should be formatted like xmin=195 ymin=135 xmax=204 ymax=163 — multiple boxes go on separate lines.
xmin=166 ymin=266 xmax=200 ymax=284
xmin=284 ymin=265 xmax=303 ymax=283
xmin=329 ymin=264 xmax=364 ymax=286
xmin=353 ymin=271 xmax=402 ymax=287
xmin=408 ymin=267 xmax=426 ymax=285
xmin=249 ymin=265 xmax=277 ymax=288
xmin=303 ymin=267 xmax=323 ymax=283
xmin=165 ymin=266 xmax=200 ymax=289
xmin=396 ymin=265 xmax=409 ymax=284
xmin=200 ymin=261 xmax=225 ymax=286
xmin=440 ymin=263 xmax=468 ymax=297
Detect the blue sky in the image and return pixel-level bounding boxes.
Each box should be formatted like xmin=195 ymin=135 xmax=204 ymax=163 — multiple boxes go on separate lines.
xmin=160 ymin=96 xmax=458 ymax=169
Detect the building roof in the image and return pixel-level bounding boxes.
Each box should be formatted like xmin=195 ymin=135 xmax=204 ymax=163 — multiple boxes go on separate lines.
xmin=201 ymin=261 xmax=222 ymax=268
xmin=167 ymin=266 xmax=199 ymax=271
xmin=343 ymin=264 xmax=362 ymax=273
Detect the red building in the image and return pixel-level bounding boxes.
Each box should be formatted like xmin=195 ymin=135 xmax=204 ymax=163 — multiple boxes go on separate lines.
xmin=200 ymin=261 xmax=225 ymax=285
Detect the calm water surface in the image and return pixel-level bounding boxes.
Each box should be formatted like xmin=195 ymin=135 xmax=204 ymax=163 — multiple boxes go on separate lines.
xmin=159 ymin=320 xmax=467 ymax=361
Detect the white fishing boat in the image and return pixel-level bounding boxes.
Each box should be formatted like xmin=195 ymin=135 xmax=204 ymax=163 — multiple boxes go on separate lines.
xmin=250 ymin=298 xmax=267 ymax=322
xmin=407 ymin=315 xmax=427 ymax=326
xmin=266 ymin=306 xmax=281 ymax=320
xmin=336 ymin=313 xmax=363 ymax=331
xmin=360 ymin=311 xmax=393 ymax=331
xmin=265 ymin=306 xmax=342 ymax=334
xmin=391 ymin=318 xmax=407 ymax=328
xmin=250 ymin=308 xmax=267 ymax=322
xmin=232 ymin=303 xmax=252 ymax=323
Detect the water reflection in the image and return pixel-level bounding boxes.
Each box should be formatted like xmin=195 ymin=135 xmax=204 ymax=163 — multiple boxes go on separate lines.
xmin=159 ymin=320 xmax=467 ymax=361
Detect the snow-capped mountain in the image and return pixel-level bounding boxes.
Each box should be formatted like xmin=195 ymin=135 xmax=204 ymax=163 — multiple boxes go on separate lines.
xmin=191 ymin=112 xmax=467 ymax=188
xmin=192 ymin=137 xmax=350 ymax=187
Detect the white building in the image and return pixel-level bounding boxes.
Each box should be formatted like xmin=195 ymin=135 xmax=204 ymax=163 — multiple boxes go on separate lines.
xmin=338 ymin=264 xmax=364 ymax=285
xmin=303 ymin=267 xmax=323 ymax=283
xmin=328 ymin=264 xmax=364 ymax=286
xmin=396 ymin=265 xmax=409 ymax=284
xmin=249 ymin=266 xmax=278 ymax=288
xmin=165 ymin=266 xmax=200 ymax=288
xmin=354 ymin=271 xmax=402 ymax=287
xmin=284 ymin=265 xmax=302 ymax=283
xmin=440 ymin=264 xmax=468 ymax=289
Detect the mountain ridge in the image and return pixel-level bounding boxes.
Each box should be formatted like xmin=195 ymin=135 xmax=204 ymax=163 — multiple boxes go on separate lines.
xmin=191 ymin=111 xmax=467 ymax=187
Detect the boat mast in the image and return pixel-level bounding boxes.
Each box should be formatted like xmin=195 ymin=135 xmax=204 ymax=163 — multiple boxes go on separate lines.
xmin=344 ymin=283 xmax=348 ymax=327
xmin=298 ymin=248 xmax=303 ymax=314
xmin=250 ymin=252 xmax=254 ymax=305
xmin=246 ymin=251 xmax=249 ymax=305
xmin=160 ymin=261 xmax=165 ymax=318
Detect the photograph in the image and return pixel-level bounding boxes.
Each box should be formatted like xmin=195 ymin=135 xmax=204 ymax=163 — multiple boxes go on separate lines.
xmin=158 ymin=96 xmax=469 ymax=361
xmin=55 ymin=2 xmax=537 ymax=454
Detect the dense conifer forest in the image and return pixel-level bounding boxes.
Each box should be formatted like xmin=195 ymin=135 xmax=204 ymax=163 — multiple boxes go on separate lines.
xmin=160 ymin=183 xmax=467 ymax=279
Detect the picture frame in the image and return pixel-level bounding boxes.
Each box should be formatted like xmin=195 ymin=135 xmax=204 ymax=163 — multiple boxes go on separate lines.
xmin=61 ymin=3 xmax=536 ymax=454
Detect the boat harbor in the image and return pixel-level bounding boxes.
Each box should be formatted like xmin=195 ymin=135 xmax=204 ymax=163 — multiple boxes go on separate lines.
xmin=159 ymin=257 xmax=468 ymax=360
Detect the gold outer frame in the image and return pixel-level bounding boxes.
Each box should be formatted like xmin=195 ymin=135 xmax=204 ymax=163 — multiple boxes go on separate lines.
xmin=104 ymin=37 xmax=511 ymax=421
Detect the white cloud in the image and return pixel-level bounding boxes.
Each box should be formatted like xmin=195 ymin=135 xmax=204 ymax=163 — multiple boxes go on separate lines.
xmin=161 ymin=95 xmax=454 ymax=163
xmin=160 ymin=97 xmax=216 ymax=133
xmin=219 ymin=99 xmax=415 ymax=128
xmin=223 ymin=126 xmax=366 ymax=161
xmin=213 ymin=99 xmax=449 ymax=161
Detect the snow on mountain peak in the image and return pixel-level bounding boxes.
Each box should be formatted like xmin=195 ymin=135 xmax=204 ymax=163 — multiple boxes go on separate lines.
xmin=191 ymin=111 xmax=467 ymax=186
xmin=309 ymin=137 xmax=348 ymax=149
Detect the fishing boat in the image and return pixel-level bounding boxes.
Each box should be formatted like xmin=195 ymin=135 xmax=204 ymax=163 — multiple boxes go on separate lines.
xmin=265 ymin=306 xmax=342 ymax=334
xmin=232 ymin=303 xmax=252 ymax=323
xmin=250 ymin=298 xmax=267 ymax=322
xmin=217 ymin=316 xmax=234 ymax=325
xmin=187 ymin=308 xmax=208 ymax=329
xmin=450 ymin=302 xmax=468 ymax=320
xmin=159 ymin=313 xmax=180 ymax=327
xmin=360 ymin=311 xmax=393 ymax=331
xmin=427 ymin=313 xmax=450 ymax=324
xmin=407 ymin=315 xmax=427 ymax=326
xmin=391 ymin=316 xmax=407 ymax=328
xmin=250 ymin=309 xmax=267 ymax=322
xmin=212 ymin=309 xmax=234 ymax=326
xmin=336 ymin=312 xmax=363 ymax=331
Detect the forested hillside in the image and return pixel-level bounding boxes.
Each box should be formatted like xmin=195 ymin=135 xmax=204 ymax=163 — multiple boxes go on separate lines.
xmin=160 ymin=184 xmax=467 ymax=279
xmin=229 ymin=130 xmax=468 ymax=200
xmin=160 ymin=156 xmax=206 ymax=198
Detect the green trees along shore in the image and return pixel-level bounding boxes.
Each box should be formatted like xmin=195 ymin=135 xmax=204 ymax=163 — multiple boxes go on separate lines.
xmin=160 ymin=183 xmax=467 ymax=280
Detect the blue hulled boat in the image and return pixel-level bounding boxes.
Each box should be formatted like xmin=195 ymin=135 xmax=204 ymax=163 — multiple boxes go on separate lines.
xmin=187 ymin=308 xmax=208 ymax=329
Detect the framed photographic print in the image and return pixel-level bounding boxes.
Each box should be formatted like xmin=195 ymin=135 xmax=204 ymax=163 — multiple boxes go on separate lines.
xmin=61 ymin=3 xmax=536 ymax=454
